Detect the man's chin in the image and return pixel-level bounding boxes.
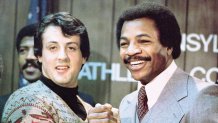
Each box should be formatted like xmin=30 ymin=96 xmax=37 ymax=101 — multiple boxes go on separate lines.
xmin=23 ymin=75 xmax=40 ymax=83
xmin=132 ymin=76 xmax=141 ymax=82
xmin=131 ymin=75 xmax=149 ymax=85
xmin=131 ymin=73 xmax=141 ymax=80
xmin=27 ymin=78 xmax=38 ymax=83
xmin=28 ymin=80 xmax=38 ymax=83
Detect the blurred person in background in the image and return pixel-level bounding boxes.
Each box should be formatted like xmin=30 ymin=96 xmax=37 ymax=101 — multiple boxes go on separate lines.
xmin=16 ymin=23 xmax=42 ymax=87
xmin=0 ymin=24 xmax=41 ymax=119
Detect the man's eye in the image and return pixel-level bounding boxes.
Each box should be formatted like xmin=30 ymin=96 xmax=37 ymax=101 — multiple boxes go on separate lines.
xmin=19 ymin=48 xmax=27 ymax=54
xmin=120 ymin=42 xmax=128 ymax=48
xmin=49 ymin=46 xmax=57 ymax=51
xmin=68 ymin=46 xmax=77 ymax=51
xmin=139 ymin=39 xmax=150 ymax=44
xmin=120 ymin=43 xmax=128 ymax=48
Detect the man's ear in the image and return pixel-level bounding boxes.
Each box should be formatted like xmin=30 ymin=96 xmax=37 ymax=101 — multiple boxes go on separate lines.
xmin=82 ymin=57 xmax=87 ymax=64
xmin=167 ymin=47 xmax=173 ymax=56
xmin=80 ymin=57 xmax=87 ymax=70
xmin=37 ymin=56 xmax=42 ymax=63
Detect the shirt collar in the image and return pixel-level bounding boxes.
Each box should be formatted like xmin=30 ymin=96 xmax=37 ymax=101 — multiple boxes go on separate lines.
xmin=138 ymin=60 xmax=177 ymax=109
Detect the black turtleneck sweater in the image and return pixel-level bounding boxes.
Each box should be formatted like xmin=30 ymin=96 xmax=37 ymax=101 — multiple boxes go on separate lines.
xmin=40 ymin=75 xmax=87 ymax=121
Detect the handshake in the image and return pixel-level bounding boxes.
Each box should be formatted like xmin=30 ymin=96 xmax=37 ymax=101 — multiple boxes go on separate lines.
xmin=88 ymin=103 xmax=120 ymax=123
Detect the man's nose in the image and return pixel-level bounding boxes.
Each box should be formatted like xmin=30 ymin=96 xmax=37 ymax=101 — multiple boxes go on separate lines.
xmin=26 ymin=49 xmax=36 ymax=59
xmin=57 ymin=48 xmax=68 ymax=61
xmin=125 ymin=43 xmax=142 ymax=56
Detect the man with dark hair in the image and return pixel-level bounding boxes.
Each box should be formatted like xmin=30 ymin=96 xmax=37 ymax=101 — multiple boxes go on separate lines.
xmin=116 ymin=2 xmax=216 ymax=123
xmin=0 ymin=24 xmax=41 ymax=120
xmin=2 ymin=12 xmax=103 ymax=122
xmin=16 ymin=23 xmax=41 ymax=87
xmin=0 ymin=22 xmax=96 ymax=121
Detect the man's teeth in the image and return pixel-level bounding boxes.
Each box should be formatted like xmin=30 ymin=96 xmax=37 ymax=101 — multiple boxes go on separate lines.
xmin=130 ymin=61 xmax=144 ymax=65
xmin=57 ymin=66 xmax=68 ymax=70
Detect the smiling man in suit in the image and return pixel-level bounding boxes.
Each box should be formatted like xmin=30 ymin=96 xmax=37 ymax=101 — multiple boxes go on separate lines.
xmin=116 ymin=2 xmax=216 ymax=123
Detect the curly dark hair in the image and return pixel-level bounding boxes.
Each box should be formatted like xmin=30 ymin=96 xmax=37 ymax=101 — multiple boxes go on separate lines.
xmin=116 ymin=2 xmax=181 ymax=59
xmin=16 ymin=23 xmax=38 ymax=52
xmin=34 ymin=12 xmax=90 ymax=60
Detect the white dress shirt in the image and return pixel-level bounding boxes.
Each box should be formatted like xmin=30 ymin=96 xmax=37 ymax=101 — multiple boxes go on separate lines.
xmin=138 ymin=60 xmax=177 ymax=109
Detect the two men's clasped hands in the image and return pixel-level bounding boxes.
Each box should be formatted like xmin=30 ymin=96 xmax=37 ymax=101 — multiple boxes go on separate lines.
xmin=88 ymin=103 xmax=119 ymax=123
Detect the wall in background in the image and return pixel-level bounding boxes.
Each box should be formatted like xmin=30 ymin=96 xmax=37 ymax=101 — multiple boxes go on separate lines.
xmin=0 ymin=0 xmax=217 ymax=107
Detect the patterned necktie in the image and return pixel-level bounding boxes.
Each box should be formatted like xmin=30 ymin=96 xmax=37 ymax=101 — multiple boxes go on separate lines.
xmin=137 ymin=86 xmax=148 ymax=122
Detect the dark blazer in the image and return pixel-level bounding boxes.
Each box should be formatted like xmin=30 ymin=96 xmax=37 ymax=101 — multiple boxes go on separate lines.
xmin=119 ymin=68 xmax=214 ymax=123
xmin=78 ymin=91 xmax=96 ymax=107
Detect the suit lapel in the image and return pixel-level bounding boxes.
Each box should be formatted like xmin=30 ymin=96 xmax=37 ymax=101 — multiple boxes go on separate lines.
xmin=142 ymin=68 xmax=189 ymax=123
xmin=119 ymin=91 xmax=139 ymax=123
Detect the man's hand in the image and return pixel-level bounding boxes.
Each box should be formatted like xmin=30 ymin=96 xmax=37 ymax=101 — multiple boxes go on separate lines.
xmin=87 ymin=103 xmax=119 ymax=123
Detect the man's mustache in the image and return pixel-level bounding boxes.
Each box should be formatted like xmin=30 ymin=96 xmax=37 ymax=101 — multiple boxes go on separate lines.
xmin=22 ymin=59 xmax=40 ymax=70
xmin=124 ymin=56 xmax=151 ymax=64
